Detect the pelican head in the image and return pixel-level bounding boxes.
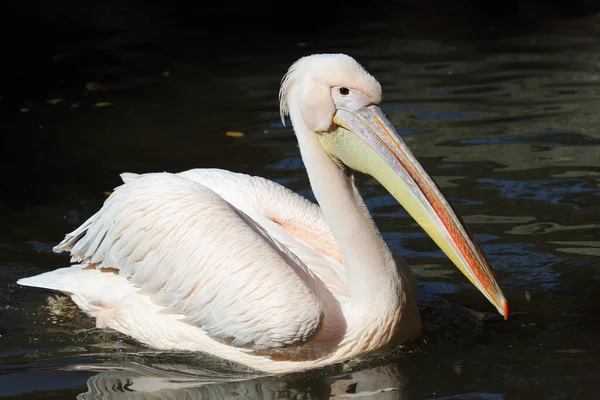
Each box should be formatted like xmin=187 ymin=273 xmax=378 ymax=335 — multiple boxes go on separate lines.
xmin=280 ymin=54 xmax=508 ymax=318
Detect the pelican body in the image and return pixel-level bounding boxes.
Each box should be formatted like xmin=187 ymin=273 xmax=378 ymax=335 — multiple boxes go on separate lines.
xmin=18 ymin=54 xmax=508 ymax=373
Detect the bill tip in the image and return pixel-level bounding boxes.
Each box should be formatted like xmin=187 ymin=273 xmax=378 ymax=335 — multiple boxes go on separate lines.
xmin=503 ymin=299 xmax=509 ymax=320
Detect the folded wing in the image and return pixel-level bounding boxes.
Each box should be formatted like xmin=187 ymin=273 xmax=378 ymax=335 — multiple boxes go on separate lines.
xmin=54 ymin=173 xmax=328 ymax=350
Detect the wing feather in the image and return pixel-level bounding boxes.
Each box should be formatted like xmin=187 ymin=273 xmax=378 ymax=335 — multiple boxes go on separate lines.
xmin=54 ymin=173 xmax=328 ymax=350
xmin=170 ymin=169 xmax=349 ymax=301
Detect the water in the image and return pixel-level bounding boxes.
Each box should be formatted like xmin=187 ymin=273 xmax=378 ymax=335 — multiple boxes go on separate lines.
xmin=2 ymin=1 xmax=600 ymax=398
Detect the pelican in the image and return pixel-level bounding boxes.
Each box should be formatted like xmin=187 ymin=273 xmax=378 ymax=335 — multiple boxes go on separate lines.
xmin=18 ymin=54 xmax=508 ymax=373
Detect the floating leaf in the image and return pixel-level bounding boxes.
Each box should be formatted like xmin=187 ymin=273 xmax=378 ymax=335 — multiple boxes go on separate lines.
xmin=296 ymin=42 xmax=307 ymax=47
xmin=226 ymin=131 xmax=245 ymax=138
xmin=46 ymin=98 xmax=63 ymax=105
xmin=102 ymin=191 xmax=112 ymax=197
xmin=93 ymin=102 xmax=113 ymax=108
xmin=525 ymin=291 xmax=531 ymax=302
xmin=20 ymin=107 xmax=30 ymax=113
xmin=453 ymin=364 xmax=462 ymax=376
xmin=553 ymin=348 xmax=587 ymax=354
xmin=86 ymin=82 xmax=113 ymax=91
xmin=86 ymin=82 xmax=100 ymax=91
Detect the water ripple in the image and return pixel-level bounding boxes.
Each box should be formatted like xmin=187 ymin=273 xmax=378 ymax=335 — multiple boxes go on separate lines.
xmin=476 ymin=178 xmax=600 ymax=209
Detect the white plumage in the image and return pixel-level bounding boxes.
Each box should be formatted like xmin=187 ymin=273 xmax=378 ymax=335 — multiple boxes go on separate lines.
xmin=19 ymin=168 xmax=387 ymax=372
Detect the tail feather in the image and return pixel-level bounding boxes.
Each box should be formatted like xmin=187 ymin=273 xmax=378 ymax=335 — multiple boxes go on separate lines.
xmin=17 ymin=265 xmax=138 ymax=319
xmin=17 ymin=265 xmax=88 ymax=293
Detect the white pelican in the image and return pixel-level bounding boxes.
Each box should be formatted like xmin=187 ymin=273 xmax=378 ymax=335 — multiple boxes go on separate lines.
xmin=18 ymin=53 xmax=508 ymax=373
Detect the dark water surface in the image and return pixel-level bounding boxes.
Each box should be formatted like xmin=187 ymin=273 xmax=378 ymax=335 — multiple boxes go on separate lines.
xmin=3 ymin=2 xmax=600 ymax=398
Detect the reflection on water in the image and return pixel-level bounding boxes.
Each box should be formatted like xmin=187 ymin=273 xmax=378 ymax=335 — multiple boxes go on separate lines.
xmin=3 ymin=2 xmax=600 ymax=399
xmin=76 ymin=361 xmax=407 ymax=400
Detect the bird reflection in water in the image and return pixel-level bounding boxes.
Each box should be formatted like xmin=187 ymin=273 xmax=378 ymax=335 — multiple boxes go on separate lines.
xmin=77 ymin=362 xmax=407 ymax=400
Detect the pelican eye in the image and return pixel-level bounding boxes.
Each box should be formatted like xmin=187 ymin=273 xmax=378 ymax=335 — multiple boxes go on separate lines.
xmin=339 ymin=87 xmax=350 ymax=96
